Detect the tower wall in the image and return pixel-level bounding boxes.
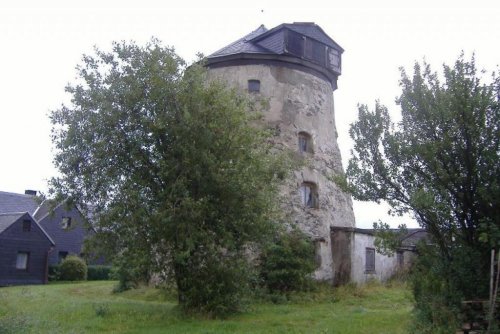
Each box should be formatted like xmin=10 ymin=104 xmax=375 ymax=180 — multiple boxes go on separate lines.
xmin=207 ymin=64 xmax=355 ymax=281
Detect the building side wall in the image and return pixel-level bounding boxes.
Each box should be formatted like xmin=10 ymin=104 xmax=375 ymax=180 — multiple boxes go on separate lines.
xmin=0 ymin=217 xmax=52 ymax=285
xmin=330 ymin=229 xmax=352 ymax=285
xmin=350 ymin=233 xmax=398 ymax=283
xmin=38 ymin=205 xmax=87 ymax=265
xmin=207 ymin=64 xmax=356 ymax=281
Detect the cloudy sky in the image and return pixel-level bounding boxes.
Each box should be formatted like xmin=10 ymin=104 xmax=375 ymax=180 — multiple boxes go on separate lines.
xmin=1 ymin=0 xmax=498 ymax=228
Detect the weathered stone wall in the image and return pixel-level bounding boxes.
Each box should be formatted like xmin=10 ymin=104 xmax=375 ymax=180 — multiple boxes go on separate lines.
xmin=207 ymin=64 xmax=356 ymax=281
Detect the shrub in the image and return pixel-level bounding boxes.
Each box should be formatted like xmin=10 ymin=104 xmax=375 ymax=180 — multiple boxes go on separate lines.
xmin=59 ymin=255 xmax=87 ymax=281
xmin=87 ymin=265 xmax=112 ymax=280
xmin=259 ymin=229 xmax=316 ymax=293
xmin=175 ymin=253 xmax=253 ymax=318
xmin=48 ymin=264 xmax=61 ymax=281
xmin=111 ymin=254 xmax=150 ymax=292
xmin=409 ymin=243 xmax=490 ymax=333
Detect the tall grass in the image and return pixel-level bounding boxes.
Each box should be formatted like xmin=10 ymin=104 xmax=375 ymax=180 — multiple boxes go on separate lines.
xmin=0 ymin=281 xmax=412 ymax=333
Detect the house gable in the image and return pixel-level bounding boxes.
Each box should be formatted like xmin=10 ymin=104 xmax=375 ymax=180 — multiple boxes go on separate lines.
xmin=37 ymin=201 xmax=88 ymax=265
xmin=0 ymin=212 xmax=54 ymax=285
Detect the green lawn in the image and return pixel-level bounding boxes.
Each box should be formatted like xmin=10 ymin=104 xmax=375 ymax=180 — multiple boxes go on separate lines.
xmin=0 ymin=281 xmax=412 ymax=333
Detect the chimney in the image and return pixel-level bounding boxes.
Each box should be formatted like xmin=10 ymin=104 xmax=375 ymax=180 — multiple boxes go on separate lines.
xmin=25 ymin=190 xmax=37 ymax=196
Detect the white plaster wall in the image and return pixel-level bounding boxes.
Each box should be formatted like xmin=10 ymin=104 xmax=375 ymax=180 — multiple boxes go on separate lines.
xmin=351 ymin=233 xmax=399 ymax=283
xmin=207 ymin=64 xmax=356 ymax=281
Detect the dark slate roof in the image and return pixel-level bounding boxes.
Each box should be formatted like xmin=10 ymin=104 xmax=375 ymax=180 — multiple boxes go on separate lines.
xmin=252 ymin=22 xmax=343 ymax=51
xmin=0 ymin=191 xmax=39 ymax=214
xmin=208 ymin=22 xmax=343 ymax=59
xmin=0 ymin=212 xmax=55 ymax=245
xmin=0 ymin=212 xmax=24 ymax=234
xmin=401 ymin=230 xmax=429 ymax=247
xmin=33 ymin=200 xmax=51 ymax=221
xmin=209 ymin=25 xmax=271 ymax=58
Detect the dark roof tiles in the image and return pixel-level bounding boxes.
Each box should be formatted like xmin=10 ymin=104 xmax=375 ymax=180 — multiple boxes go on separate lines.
xmin=208 ymin=22 xmax=343 ymax=59
xmin=0 ymin=191 xmax=39 ymax=214
xmin=0 ymin=212 xmax=25 ymax=234
xmin=209 ymin=25 xmax=270 ymax=58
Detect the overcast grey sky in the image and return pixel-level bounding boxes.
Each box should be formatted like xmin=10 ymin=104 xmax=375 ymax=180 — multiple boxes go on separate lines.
xmin=1 ymin=0 xmax=499 ymax=228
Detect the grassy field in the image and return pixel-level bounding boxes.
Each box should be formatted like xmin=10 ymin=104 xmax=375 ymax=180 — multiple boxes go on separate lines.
xmin=0 ymin=281 xmax=412 ymax=333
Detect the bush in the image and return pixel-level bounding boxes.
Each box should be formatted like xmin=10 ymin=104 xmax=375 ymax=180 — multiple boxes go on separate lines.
xmin=59 ymin=255 xmax=87 ymax=281
xmin=111 ymin=253 xmax=150 ymax=292
xmin=259 ymin=229 xmax=316 ymax=293
xmin=175 ymin=253 xmax=253 ymax=318
xmin=87 ymin=265 xmax=112 ymax=280
xmin=48 ymin=264 xmax=61 ymax=281
xmin=409 ymin=243 xmax=491 ymax=333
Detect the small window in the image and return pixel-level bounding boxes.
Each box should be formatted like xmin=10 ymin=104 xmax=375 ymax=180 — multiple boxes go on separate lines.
xmin=16 ymin=252 xmax=29 ymax=270
xmin=248 ymin=79 xmax=260 ymax=93
xmin=328 ymin=47 xmax=341 ymax=71
xmin=22 ymin=220 xmax=31 ymax=232
xmin=365 ymin=248 xmax=375 ymax=273
xmin=298 ymin=132 xmax=313 ymax=153
xmin=58 ymin=251 xmax=68 ymax=263
xmin=299 ymin=182 xmax=318 ymax=208
xmin=61 ymin=217 xmax=72 ymax=229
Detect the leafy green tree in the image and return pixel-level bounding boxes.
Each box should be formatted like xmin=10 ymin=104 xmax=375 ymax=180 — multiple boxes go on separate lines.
xmin=340 ymin=55 xmax=499 ymax=330
xmin=50 ymin=39 xmax=291 ymax=317
xmin=259 ymin=228 xmax=316 ymax=293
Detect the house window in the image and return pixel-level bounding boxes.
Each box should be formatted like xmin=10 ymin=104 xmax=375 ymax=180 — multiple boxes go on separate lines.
xmin=248 ymin=79 xmax=260 ymax=93
xmin=16 ymin=252 xmax=29 ymax=270
xmin=298 ymin=132 xmax=313 ymax=153
xmin=22 ymin=220 xmax=31 ymax=232
xmin=365 ymin=248 xmax=375 ymax=273
xmin=299 ymin=182 xmax=318 ymax=208
xmin=58 ymin=251 xmax=68 ymax=263
xmin=61 ymin=217 xmax=72 ymax=229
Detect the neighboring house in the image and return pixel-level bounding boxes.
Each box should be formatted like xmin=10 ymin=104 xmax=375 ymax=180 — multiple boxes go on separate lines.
xmin=331 ymin=227 xmax=427 ymax=284
xmin=0 ymin=190 xmax=91 ymax=284
xmin=0 ymin=212 xmax=55 ymax=285
xmin=33 ymin=200 xmax=88 ymax=265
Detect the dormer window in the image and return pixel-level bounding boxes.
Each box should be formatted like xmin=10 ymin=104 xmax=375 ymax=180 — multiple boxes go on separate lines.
xmin=61 ymin=217 xmax=72 ymax=229
xmin=248 ymin=79 xmax=260 ymax=93
xmin=298 ymin=132 xmax=313 ymax=153
xmin=285 ymin=29 xmax=341 ymax=73
xmin=299 ymin=182 xmax=318 ymax=208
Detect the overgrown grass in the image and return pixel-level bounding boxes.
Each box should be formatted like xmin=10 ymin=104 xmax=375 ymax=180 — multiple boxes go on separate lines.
xmin=0 ymin=280 xmax=412 ymax=333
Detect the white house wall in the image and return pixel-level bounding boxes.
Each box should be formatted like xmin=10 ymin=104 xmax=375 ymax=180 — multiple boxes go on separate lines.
xmin=350 ymin=233 xmax=399 ymax=283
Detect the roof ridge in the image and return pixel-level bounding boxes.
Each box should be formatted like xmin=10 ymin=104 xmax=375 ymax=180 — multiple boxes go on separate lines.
xmin=0 ymin=211 xmax=28 ymax=216
xmin=0 ymin=190 xmax=35 ymax=197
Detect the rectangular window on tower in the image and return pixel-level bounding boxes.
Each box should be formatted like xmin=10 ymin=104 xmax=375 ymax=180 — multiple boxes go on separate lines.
xmin=328 ymin=47 xmax=341 ymax=72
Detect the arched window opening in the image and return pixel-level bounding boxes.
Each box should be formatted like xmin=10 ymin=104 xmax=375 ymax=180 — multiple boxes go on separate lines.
xmin=299 ymin=182 xmax=318 ymax=208
xmin=298 ymin=132 xmax=313 ymax=153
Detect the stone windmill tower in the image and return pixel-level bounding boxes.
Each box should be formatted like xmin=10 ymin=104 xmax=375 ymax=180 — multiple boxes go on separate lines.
xmin=206 ymin=22 xmax=356 ymax=282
